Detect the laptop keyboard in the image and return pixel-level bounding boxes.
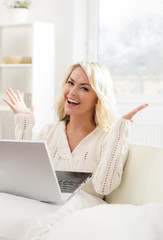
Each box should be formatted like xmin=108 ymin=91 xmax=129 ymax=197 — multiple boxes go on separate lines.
xmin=58 ymin=179 xmax=77 ymax=193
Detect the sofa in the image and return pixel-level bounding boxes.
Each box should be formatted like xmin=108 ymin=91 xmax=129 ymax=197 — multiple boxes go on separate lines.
xmin=0 ymin=143 xmax=163 ymax=240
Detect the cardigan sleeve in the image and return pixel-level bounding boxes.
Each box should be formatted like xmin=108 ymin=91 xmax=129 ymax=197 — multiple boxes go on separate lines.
xmin=14 ymin=113 xmax=53 ymax=141
xmin=92 ymin=118 xmax=130 ymax=195
xmin=14 ymin=113 xmax=35 ymax=140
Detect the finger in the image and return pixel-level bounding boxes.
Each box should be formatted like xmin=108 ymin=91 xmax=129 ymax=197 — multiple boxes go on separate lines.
xmin=130 ymin=103 xmax=149 ymax=117
xmin=30 ymin=105 xmax=34 ymax=112
xmin=16 ymin=90 xmax=24 ymax=102
xmin=122 ymin=103 xmax=149 ymax=120
xmin=135 ymin=103 xmax=148 ymax=112
xmin=8 ymin=88 xmax=19 ymax=102
xmin=6 ymin=90 xmax=17 ymax=105
xmin=3 ymin=98 xmax=17 ymax=113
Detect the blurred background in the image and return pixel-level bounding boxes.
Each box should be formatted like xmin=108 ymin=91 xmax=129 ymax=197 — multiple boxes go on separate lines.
xmin=0 ymin=0 xmax=162 ymax=147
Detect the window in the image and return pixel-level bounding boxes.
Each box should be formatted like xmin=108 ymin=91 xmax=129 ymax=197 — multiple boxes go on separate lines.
xmin=98 ymin=0 xmax=163 ymax=101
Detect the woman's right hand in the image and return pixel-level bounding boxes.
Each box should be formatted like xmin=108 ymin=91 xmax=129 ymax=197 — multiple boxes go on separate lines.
xmin=3 ymin=88 xmax=34 ymax=114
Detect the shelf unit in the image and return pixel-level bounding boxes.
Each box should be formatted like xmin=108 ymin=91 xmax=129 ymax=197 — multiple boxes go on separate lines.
xmin=0 ymin=21 xmax=55 ymax=139
xmin=0 ymin=64 xmax=32 ymax=68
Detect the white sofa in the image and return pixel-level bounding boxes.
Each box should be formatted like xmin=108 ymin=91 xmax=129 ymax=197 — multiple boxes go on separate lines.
xmin=105 ymin=143 xmax=163 ymax=205
xmin=0 ymin=144 xmax=163 ymax=240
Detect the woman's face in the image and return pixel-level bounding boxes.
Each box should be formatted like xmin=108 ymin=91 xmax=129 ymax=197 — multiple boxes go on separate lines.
xmin=63 ymin=67 xmax=97 ymax=120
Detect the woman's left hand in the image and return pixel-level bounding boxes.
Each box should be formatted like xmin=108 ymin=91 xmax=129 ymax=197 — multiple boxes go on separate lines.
xmin=122 ymin=103 xmax=149 ymax=122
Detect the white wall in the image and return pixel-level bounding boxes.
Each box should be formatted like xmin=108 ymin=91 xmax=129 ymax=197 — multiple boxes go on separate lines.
xmin=28 ymin=0 xmax=75 ymax=99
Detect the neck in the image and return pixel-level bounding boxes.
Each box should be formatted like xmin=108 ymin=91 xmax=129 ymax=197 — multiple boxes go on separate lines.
xmin=67 ymin=115 xmax=96 ymax=132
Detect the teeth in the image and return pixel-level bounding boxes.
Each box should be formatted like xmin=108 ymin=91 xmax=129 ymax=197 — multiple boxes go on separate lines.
xmin=68 ymin=98 xmax=79 ymax=104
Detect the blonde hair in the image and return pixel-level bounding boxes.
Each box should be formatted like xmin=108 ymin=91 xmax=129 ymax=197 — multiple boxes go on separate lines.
xmin=55 ymin=62 xmax=119 ymax=132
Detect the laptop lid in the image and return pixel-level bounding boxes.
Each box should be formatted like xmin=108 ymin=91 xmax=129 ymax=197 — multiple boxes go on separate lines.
xmin=0 ymin=140 xmax=92 ymax=205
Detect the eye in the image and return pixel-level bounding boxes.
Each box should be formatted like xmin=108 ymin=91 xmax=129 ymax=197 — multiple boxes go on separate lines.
xmin=81 ymin=87 xmax=89 ymax=92
xmin=67 ymin=80 xmax=74 ymax=85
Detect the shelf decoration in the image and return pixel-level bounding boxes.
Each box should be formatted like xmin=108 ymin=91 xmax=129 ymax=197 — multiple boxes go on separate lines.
xmin=0 ymin=56 xmax=32 ymax=64
xmin=3 ymin=0 xmax=32 ymax=23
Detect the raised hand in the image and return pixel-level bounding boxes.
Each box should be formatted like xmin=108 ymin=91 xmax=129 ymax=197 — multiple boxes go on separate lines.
xmin=3 ymin=88 xmax=34 ymax=114
xmin=122 ymin=103 xmax=149 ymax=122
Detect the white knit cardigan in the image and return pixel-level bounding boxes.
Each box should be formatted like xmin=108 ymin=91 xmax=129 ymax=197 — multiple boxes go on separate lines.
xmin=15 ymin=114 xmax=130 ymax=198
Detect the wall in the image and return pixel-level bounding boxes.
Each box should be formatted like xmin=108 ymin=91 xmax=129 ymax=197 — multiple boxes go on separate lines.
xmin=27 ymin=0 xmax=75 ymax=99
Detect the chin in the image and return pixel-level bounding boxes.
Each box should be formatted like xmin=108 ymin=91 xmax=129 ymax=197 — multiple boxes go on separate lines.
xmin=64 ymin=109 xmax=72 ymax=116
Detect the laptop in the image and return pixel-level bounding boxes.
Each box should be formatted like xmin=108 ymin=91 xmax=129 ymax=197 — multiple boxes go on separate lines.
xmin=0 ymin=140 xmax=92 ymax=205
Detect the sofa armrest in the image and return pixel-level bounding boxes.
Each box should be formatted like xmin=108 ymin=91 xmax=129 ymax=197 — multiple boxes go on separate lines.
xmin=104 ymin=144 xmax=163 ymax=205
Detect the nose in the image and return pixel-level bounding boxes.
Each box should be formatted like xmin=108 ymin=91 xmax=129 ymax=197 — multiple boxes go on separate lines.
xmin=69 ymin=86 xmax=78 ymax=96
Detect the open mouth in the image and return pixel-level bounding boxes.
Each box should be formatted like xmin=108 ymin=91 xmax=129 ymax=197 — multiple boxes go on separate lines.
xmin=67 ymin=98 xmax=80 ymax=105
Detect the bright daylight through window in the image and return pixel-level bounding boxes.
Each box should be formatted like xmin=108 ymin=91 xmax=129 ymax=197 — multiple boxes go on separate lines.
xmin=98 ymin=0 xmax=163 ymax=96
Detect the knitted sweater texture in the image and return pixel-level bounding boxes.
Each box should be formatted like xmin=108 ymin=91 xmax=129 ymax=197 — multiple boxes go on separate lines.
xmin=15 ymin=114 xmax=130 ymax=198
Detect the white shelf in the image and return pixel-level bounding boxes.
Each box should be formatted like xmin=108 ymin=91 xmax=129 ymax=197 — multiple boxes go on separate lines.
xmin=0 ymin=22 xmax=34 ymax=28
xmin=0 ymin=63 xmax=32 ymax=68
xmin=0 ymin=21 xmax=53 ymax=29
xmin=0 ymin=21 xmax=55 ymax=138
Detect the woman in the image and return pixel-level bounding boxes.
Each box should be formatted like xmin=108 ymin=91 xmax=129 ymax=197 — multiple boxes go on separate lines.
xmin=3 ymin=62 xmax=148 ymax=239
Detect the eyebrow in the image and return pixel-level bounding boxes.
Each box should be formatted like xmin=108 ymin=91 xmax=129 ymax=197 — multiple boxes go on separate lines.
xmin=69 ymin=77 xmax=91 ymax=86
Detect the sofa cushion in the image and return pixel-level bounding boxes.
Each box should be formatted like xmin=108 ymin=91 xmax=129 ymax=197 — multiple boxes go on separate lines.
xmin=105 ymin=144 xmax=163 ymax=205
xmin=45 ymin=203 xmax=163 ymax=240
xmin=0 ymin=190 xmax=105 ymax=240
xmin=0 ymin=192 xmax=59 ymax=240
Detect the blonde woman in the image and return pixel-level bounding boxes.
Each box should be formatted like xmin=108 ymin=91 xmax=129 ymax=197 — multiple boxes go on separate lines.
xmin=3 ymin=62 xmax=148 ymax=239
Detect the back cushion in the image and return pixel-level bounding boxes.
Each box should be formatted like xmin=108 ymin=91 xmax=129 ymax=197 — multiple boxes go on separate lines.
xmin=105 ymin=144 xmax=163 ymax=205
